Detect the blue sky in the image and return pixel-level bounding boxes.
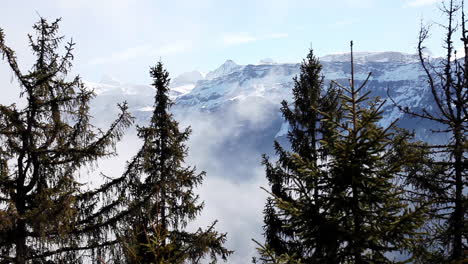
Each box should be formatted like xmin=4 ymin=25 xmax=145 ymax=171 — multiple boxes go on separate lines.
xmin=0 ymin=0 xmax=451 ymax=85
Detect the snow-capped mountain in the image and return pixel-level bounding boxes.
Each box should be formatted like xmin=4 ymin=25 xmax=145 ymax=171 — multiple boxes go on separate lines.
xmin=86 ymin=51 xmax=442 ymax=264
xmin=175 ymin=52 xmax=427 ymax=113
xmin=87 ymin=51 xmax=443 ymax=182
xmin=89 ymin=51 xmax=437 ymax=143
xmin=173 ymin=52 xmax=430 ymax=130
xmin=205 ymin=59 xmax=244 ymax=80
xmin=176 ymin=62 xmax=297 ymax=111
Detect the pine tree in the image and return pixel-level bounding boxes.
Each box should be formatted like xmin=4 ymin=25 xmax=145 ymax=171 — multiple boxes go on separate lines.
xmin=0 ymin=18 xmax=133 ymax=263
xmin=252 ymin=240 xmax=303 ymax=264
xmin=258 ymin=44 xmax=428 ymax=263
xmin=322 ymin=41 xmax=427 ymax=263
xmin=120 ymin=62 xmax=232 ymax=263
xmin=259 ymin=49 xmax=341 ymax=263
xmin=391 ymin=0 xmax=467 ymax=261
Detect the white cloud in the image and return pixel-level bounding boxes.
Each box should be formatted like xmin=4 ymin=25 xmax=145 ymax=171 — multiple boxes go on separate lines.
xmin=89 ymin=42 xmax=192 ymax=65
xmin=221 ymin=32 xmax=288 ymax=46
xmin=404 ymin=0 xmax=438 ymax=7
xmin=189 ymin=172 xmax=268 ymax=263
xmin=171 ymin=101 xmax=283 ymax=262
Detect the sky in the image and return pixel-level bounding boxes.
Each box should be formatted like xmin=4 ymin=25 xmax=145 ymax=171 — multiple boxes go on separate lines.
xmin=0 ymin=0 xmax=450 ymax=87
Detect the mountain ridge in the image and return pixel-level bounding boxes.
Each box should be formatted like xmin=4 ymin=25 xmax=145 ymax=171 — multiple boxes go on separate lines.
xmin=87 ymin=50 xmax=436 ymax=143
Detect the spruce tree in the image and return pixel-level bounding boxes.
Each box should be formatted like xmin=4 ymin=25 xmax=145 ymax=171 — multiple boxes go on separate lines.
xmin=0 ymin=18 xmax=133 ymax=263
xmin=322 ymin=41 xmax=427 ymax=263
xmin=120 ymin=62 xmax=232 ymax=263
xmin=257 ymin=44 xmax=427 ymax=263
xmin=391 ymin=0 xmax=467 ymax=261
xmin=258 ymin=49 xmax=341 ymax=263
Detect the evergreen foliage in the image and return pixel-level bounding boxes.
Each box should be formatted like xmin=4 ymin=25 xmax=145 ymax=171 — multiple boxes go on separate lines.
xmin=0 ymin=18 xmax=133 ymax=263
xmin=259 ymin=49 xmax=342 ymax=263
xmin=323 ymin=42 xmax=427 ymax=263
xmin=252 ymin=239 xmax=302 ymax=264
xmin=258 ymin=44 xmax=428 ymax=263
xmin=120 ymin=62 xmax=232 ymax=263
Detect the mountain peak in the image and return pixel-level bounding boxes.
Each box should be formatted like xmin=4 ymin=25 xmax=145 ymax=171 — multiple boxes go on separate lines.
xmin=223 ymin=59 xmax=237 ymax=65
xmin=99 ymin=74 xmax=121 ymax=86
xmin=205 ymin=59 xmax=243 ymax=80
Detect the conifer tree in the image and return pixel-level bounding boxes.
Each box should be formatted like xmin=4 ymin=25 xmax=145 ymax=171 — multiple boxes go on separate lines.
xmin=253 ymin=240 xmax=302 ymax=264
xmin=120 ymin=62 xmax=232 ymax=263
xmin=0 ymin=18 xmax=133 ymax=263
xmin=259 ymin=49 xmax=341 ymax=263
xmin=258 ymin=43 xmax=427 ymax=264
xmin=321 ymin=41 xmax=427 ymax=263
xmin=391 ymin=0 xmax=467 ymax=261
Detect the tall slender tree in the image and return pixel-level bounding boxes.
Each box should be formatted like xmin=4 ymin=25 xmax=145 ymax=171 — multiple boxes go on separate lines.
xmin=322 ymin=41 xmax=427 ymax=263
xmin=258 ymin=49 xmax=341 ymax=263
xmin=391 ymin=0 xmax=467 ymax=261
xmin=120 ymin=62 xmax=232 ymax=263
xmin=257 ymin=43 xmax=428 ymax=264
xmin=0 ymin=18 xmax=133 ymax=263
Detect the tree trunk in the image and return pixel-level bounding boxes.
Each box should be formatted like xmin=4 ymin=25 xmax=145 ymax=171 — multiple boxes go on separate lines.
xmin=15 ymin=220 xmax=27 ymax=264
xmin=452 ymin=124 xmax=464 ymax=260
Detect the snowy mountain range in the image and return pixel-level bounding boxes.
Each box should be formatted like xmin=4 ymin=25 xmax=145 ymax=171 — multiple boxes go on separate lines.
xmin=85 ymin=50 xmax=445 ymax=183
xmin=84 ymin=51 xmax=443 ymax=264
xmin=89 ymin=51 xmax=446 ymax=144
xmin=86 ymin=51 xmax=439 ymax=142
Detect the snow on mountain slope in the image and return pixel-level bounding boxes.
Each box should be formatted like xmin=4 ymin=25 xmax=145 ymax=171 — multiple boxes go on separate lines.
xmin=174 ymin=52 xmax=430 ymax=130
xmin=205 ymin=59 xmax=244 ymax=80
xmin=170 ymin=70 xmax=204 ymax=98
xmin=171 ymin=84 xmax=196 ymax=97
xmin=177 ymin=52 xmax=426 ymax=107
xmin=84 ymin=77 xmax=154 ymax=96
xmin=176 ymin=63 xmax=298 ymax=110
xmin=85 ymin=71 xmax=201 ymax=124
xmin=87 ymin=51 xmax=434 ymax=142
